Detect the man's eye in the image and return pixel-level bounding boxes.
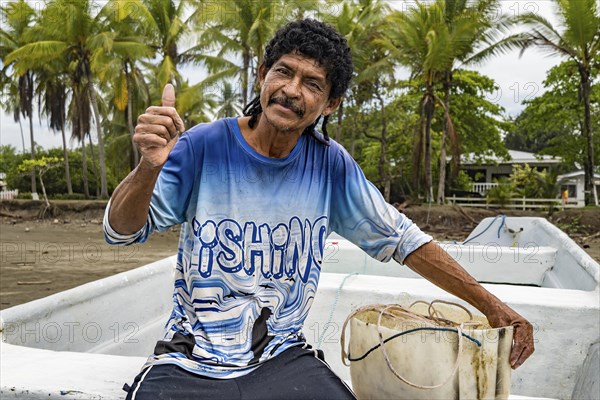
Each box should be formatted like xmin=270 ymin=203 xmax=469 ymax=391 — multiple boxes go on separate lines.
xmin=308 ymin=82 xmax=322 ymax=91
xmin=276 ymin=68 xmax=289 ymax=75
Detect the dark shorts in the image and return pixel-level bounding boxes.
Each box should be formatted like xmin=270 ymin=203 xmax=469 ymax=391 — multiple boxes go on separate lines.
xmin=124 ymin=346 xmax=356 ymax=400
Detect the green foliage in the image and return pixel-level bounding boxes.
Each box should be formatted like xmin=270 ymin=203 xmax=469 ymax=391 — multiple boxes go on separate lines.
xmin=485 ymin=164 xmax=560 ymax=205
xmin=506 ymin=60 xmax=600 ymax=169
xmin=0 ymin=145 xmax=24 ymax=173
xmin=448 ymin=70 xmax=509 ymax=160
xmin=6 ymin=147 xmax=118 ymax=196
xmin=453 ymin=170 xmax=475 ymax=192
xmin=50 ymin=193 xmax=87 ymax=200
xmin=17 ymin=156 xmax=63 ymax=173
xmin=486 ymin=179 xmax=515 ymax=206
xmin=511 ymin=164 xmax=560 ymax=199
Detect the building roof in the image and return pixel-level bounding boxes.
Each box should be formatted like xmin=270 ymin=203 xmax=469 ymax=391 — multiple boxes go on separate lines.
xmin=557 ymin=170 xmax=600 ymax=180
xmin=461 ymin=150 xmax=562 ymax=165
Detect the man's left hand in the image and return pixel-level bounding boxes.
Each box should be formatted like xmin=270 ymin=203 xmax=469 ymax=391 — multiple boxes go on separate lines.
xmin=485 ymin=304 xmax=534 ymax=369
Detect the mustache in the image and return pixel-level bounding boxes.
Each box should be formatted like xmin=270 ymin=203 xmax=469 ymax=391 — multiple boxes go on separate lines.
xmin=268 ymin=96 xmax=304 ymax=117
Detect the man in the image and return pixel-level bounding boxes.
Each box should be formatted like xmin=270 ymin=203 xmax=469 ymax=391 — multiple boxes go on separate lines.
xmin=105 ymin=19 xmax=534 ymax=400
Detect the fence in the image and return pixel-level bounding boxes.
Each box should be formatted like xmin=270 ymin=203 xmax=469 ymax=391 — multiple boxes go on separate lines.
xmin=471 ymin=182 xmax=498 ymax=195
xmin=0 ymin=189 xmax=18 ymax=200
xmin=446 ymin=195 xmax=581 ymax=209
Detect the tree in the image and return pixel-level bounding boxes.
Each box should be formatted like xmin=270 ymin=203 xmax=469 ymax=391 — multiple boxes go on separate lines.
xmin=1 ymin=0 xmax=38 ymax=194
xmin=506 ymin=61 xmax=600 ymax=169
xmin=194 ymin=0 xmax=321 ymax=106
xmin=122 ymin=0 xmax=204 ymax=92
xmin=325 ymin=0 xmax=391 ymax=155
xmin=37 ymin=66 xmax=73 ymax=194
xmin=381 ymin=0 xmax=520 ymax=203
xmin=96 ymin=0 xmax=155 ymax=167
xmin=517 ymin=0 xmax=600 ymax=205
xmin=435 ymin=0 xmax=521 ymax=204
xmin=382 ymin=1 xmax=457 ymax=202
xmin=5 ymin=0 xmax=112 ymax=198
xmin=18 ymin=156 xmax=63 ymax=217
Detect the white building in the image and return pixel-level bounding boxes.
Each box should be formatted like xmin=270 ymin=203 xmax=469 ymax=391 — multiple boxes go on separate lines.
xmin=557 ymin=170 xmax=600 ymax=207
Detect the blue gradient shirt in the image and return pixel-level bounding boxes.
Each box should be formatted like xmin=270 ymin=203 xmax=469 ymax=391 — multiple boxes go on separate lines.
xmin=104 ymin=117 xmax=431 ymax=378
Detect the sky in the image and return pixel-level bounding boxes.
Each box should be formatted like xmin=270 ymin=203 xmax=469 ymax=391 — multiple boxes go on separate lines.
xmin=0 ymin=0 xmax=565 ymax=152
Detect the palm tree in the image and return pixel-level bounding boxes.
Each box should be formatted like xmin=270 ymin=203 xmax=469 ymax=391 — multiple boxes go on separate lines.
xmin=434 ymin=0 xmax=521 ymax=204
xmin=193 ymin=0 xmax=321 ymax=106
xmin=193 ymin=0 xmax=279 ymax=106
xmin=517 ymin=0 xmax=600 ymax=205
xmin=381 ymin=0 xmax=519 ymax=203
xmin=38 ymin=66 xmax=73 ymax=194
xmin=325 ymin=0 xmax=391 ymax=148
xmin=382 ymin=2 xmax=455 ymax=202
xmin=1 ymin=0 xmax=38 ymax=194
xmin=215 ymin=82 xmax=243 ymax=118
xmin=95 ymin=1 xmax=155 ymax=167
xmin=121 ymin=0 xmax=204 ymax=93
xmin=0 ymin=75 xmax=27 ymax=154
xmin=5 ymin=0 xmax=110 ymax=197
xmin=6 ymin=0 xmax=155 ymax=198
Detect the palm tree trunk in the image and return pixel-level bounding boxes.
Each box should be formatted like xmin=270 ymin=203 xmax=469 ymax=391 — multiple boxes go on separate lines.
xmin=437 ymin=133 xmax=447 ymax=205
xmin=28 ymin=113 xmax=37 ymax=194
xmin=81 ymin=136 xmax=90 ymax=198
xmin=412 ymin=98 xmax=425 ymax=196
xmin=60 ymin=125 xmax=73 ymax=194
xmin=242 ymin=50 xmax=250 ymax=106
xmin=18 ymin=117 xmax=26 ymax=153
xmin=125 ymin=63 xmax=139 ymax=168
xmin=437 ymin=77 xmax=452 ymax=205
xmin=335 ymin=100 xmax=344 ymax=143
xmin=578 ymin=65 xmax=597 ymax=205
xmin=87 ymin=79 xmax=108 ymax=198
xmin=376 ymin=93 xmax=391 ymax=202
xmin=424 ymin=89 xmax=435 ymax=203
xmin=88 ymin=135 xmax=100 ymax=197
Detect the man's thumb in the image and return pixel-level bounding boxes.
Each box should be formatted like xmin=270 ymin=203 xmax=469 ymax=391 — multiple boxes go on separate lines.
xmin=161 ymin=83 xmax=176 ymax=107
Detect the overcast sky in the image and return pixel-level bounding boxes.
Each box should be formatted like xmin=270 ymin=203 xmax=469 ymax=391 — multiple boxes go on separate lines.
xmin=0 ymin=0 xmax=564 ymax=152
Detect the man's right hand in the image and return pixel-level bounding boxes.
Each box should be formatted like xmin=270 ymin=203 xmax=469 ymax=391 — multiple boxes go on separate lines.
xmin=133 ymin=84 xmax=186 ymax=169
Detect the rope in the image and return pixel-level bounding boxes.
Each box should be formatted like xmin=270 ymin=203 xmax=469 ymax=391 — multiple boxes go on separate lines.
xmin=340 ymin=301 xmax=483 ymax=389
xmin=462 ymin=214 xmax=505 ymax=245
xmin=347 ymin=327 xmax=481 ymax=362
xmin=377 ymin=304 xmax=466 ymax=389
xmin=316 ymin=272 xmax=358 ymax=349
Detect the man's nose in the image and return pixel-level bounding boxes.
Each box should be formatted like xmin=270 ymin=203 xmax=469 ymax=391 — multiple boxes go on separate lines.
xmin=282 ymin=77 xmax=301 ymax=98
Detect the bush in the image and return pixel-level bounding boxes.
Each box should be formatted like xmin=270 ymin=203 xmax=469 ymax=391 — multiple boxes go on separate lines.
xmin=50 ymin=193 xmax=88 ymax=200
xmin=16 ymin=191 xmax=32 ymax=200
xmin=486 ymin=179 xmax=515 ymax=207
xmin=511 ymin=164 xmax=560 ymax=199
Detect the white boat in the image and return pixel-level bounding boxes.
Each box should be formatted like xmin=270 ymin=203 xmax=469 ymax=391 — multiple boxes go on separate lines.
xmin=1 ymin=217 xmax=598 ymax=399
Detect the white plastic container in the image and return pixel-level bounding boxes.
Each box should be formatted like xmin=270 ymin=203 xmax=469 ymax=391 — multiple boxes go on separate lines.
xmin=342 ymin=302 xmax=514 ymax=400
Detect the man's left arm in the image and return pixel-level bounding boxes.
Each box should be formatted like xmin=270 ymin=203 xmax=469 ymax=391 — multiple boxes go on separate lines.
xmin=404 ymin=241 xmax=535 ymax=369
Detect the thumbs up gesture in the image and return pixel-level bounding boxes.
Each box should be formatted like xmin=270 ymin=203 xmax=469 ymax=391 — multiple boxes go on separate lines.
xmin=133 ymin=84 xmax=186 ymax=169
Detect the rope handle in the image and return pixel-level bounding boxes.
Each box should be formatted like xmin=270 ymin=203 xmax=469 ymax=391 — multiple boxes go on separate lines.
xmin=341 ymin=304 xmax=435 ymax=366
xmin=376 ymin=304 xmax=464 ymax=390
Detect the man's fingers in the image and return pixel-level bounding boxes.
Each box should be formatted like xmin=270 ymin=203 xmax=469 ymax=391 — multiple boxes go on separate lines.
xmin=135 ymin=123 xmax=175 ymax=144
xmin=510 ymin=323 xmax=535 ymax=369
xmin=134 ymin=132 xmax=168 ymax=148
xmin=162 ymin=83 xmax=176 ymax=107
xmin=137 ymin=114 xmax=178 ymax=139
xmin=145 ymin=106 xmax=186 ymax=134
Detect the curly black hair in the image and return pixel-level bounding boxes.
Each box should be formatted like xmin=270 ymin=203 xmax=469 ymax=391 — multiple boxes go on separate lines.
xmin=243 ymin=19 xmax=353 ymax=145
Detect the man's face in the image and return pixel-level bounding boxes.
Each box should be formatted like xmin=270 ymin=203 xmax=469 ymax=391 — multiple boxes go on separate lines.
xmin=258 ymin=53 xmax=340 ymax=134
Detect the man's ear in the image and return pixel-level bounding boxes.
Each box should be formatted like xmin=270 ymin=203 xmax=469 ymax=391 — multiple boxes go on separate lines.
xmin=322 ymin=97 xmax=343 ymax=116
xmin=258 ymin=63 xmax=268 ymax=86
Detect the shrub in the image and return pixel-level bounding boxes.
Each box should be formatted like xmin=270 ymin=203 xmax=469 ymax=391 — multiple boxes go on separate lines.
xmin=486 ymin=179 xmax=515 ymax=207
